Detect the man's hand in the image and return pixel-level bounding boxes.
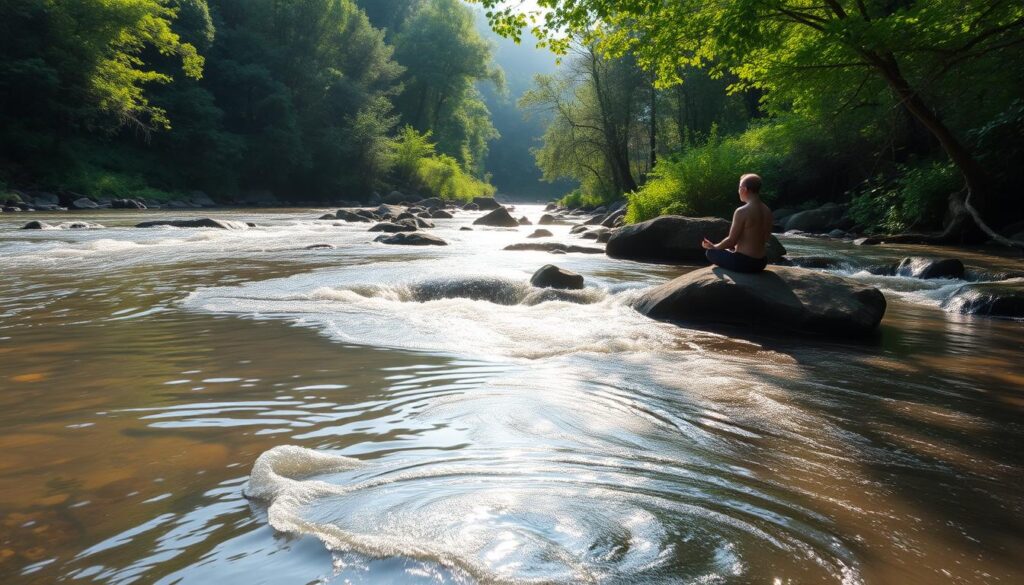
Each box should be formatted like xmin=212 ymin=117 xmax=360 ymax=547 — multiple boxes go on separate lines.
xmin=701 ymin=237 xmax=715 ymax=250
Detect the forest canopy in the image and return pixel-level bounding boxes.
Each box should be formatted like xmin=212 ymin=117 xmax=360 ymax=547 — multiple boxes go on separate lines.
xmin=0 ymin=0 xmax=510 ymax=204
xmin=478 ymin=0 xmax=1024 ymax=241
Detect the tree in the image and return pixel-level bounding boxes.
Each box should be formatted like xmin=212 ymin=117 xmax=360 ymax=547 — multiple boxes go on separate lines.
xmin=478 ymin=0 xmax=1024 ymax=245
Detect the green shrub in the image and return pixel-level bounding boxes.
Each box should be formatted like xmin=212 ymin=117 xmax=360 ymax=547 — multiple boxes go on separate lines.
xmin=849 ymin=161 xmax=958 ymax=233
xmin=626 ymin=118 xmax=844 ymax=223
xmin=389 ymin=126 xmax=495 ymax=202
xmin=558 ymin=189 xmax=609 ymax=209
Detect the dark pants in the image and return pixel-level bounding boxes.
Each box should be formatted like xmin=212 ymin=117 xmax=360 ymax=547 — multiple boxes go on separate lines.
xmin=706 ymin=249 xmax=768 ymax=273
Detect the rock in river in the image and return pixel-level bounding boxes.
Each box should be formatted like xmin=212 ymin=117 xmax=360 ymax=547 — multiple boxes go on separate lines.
xmin=472 ymin=196 xmax=503 ymax=210
xmin=374 ymin=232 xmax=448 ymax=246
xmin=606 ymin=215 xmax=786 ymax=263
xmin=527 ymin=229 xmax=553 ymax=239
xmin=896 ymin=257 xmax=965 ymax=280
xmin=634 ymin=265 xmax=887 ymax=337
xmin=473 ymin=207 xmax=520 ymax=227
xmin=136 ymin=218 xmax=250 ymax=230
xmin=369 ymin=221 xmax=417 ymax=233
xmin=530 ymin=265 xmax=585 ymax=290
xmin=940 ymin=279 xmax=1024 ymax=318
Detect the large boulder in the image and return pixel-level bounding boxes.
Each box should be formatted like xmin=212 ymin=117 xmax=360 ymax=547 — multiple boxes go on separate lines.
xmin=601 ymin=208 xmax=627 ymax=228
xmin=374 ymin=232 xmax=448 ymax=246
xmin=136 ymin=218 xmax=249 ymax=229
xmin=606 ymin=215 xmax=787 ymax=263
xmin=504 ymin=242 xmax=604 ymax=254
xmin=530 ymin=265 xmax=585 ymax=290
xmin=70 ymin=197 xmax=99 ymax=210
xmin=472 ymin=196 xmax=502 ymax=210
xmin=783 ymin=204 xmax=847 ymax=233
xmin=896 ymin=257 xmax=965 ymax=280
xmin=634 ymin=266 xmax=887 ymax=337
xmin=473 ymin=207 xmax=520 ymax=227
xmin=538 ymin=214 xmax=556 ymax=225
xmin=941 ymin=279 xmax=1024 ymax=318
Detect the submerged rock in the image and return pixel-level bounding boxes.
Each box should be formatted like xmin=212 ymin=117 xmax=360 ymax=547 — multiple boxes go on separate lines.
xmin=634 ymin=265 xmax=886 ymax=337
xmin=530 ymin=265 xmax=585 ymax=290
xmin=305 ymin=243 xmax=335 ymax=250
xmin=369 ymin=221 xmax=417 ymax=233
xmin=606 ymin=215 xmax=786 ymax=263
xmin=527 ymin=229 xmax=553 ymax=239
xmin=136 ymin=218 xmax=249 ymax=230
xmin=896 ymin=257 xmax=965 ymax=280
xmin=374 ymin=232 xmax=447 ymax=246
xmin=787 ymin=255 xmax=845 ymax=270
xmin=473 ymin=207 xmax=519 ymax=227
xmin=941 ymin=279 xmax=1024 ymax=319
xmin=504 ymin=242 xmax=604 ymax=254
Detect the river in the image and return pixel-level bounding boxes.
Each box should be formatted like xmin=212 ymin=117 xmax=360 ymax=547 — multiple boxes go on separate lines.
xmin=1 ymin=206 xmax=1022 ymax=584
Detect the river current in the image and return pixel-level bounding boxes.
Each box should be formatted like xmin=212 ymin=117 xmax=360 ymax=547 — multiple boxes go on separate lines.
xmin=1 ymin=206 xmax=1022 ymax=584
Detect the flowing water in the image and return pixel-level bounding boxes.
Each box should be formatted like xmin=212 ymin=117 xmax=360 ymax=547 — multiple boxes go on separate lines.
xmin=0 ymin=206 xmax=1022 ymax=584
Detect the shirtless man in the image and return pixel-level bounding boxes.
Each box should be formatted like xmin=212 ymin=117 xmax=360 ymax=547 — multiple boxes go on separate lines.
xmin=700 ymin=173 xmax=773 ymax=273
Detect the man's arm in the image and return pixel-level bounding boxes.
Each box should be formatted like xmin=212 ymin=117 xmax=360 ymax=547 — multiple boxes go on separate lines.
xmin=704 ymin=209 xmax=744 ymax=250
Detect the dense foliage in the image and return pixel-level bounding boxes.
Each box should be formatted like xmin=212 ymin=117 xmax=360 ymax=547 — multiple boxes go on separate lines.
xmin=478 ymin=0 xmax=1024 ymax=240
xmin=0 ymin=0 xmax=501 ymax=203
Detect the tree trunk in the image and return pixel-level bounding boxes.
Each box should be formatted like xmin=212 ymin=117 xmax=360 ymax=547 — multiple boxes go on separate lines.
xmin=649 ymin=78 xmax=657 ymax=173
xmin=869 ymin=52 xmax=1023 ymax=247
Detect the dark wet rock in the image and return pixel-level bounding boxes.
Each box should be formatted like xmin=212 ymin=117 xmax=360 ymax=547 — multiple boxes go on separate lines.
xmin=538 ymin=214 xmax=556 ymax=225
xmin=355 ymin=209 xmax=380 ymax=220
xmin=369 ymin=221 xmax=417 ymax=233
xmin=607 ymin=215 xmax=786 ymax=263
xmin=601 ymin=208 xmax=627 ymax=228
xmin=584 ymin=214 xmax=605 ymax=226
xmin=336 ymin=209 xmax=372 ymax=222
xmin=896 ymin=257 xmax=965 ymax=280
xmin=410 ymin=216 xmax=434 ymax=229
xmin=319 ymin=213 xmax=337 ymax=220
xmin=570 ymin=225 xmax=588 ymax=234
xmin=70 ymin=197 xmax=99 ymax=210
xmin=518 ymin=216 xmax=532 ymax=226
xmin=374 ymin=232 xmax=448 ymax=246
xmin=527 ymin=229 xmax=553 ymax=239
xmin=472 ymin=196 xmax=502 ymax=210
xmin=581 ymin=227 xmax=610 ymax=240
xmin=504 ymin=242 xmax=604 ymax=254
xmin=21 ymin=220 xmax=48 ymax=229
xmin=941 ymin=279 xmax=1024 ymax=318
xmin=854 ymin=236 xmax=882 ymax=246
xmin=473 ymin=207 xmax=520 ymax=227
xmin=61 ymin=221 xmax=104 ymax=229
xmin=550 ymin=249 xmax=567 ymax=255
xmin=305 ymin=243 xmax=335 ymax=250
xmin=596 ymin=231 xmax=611 ymax=243
xmin=111 ymin=198 xmax=146 ymax=209
xmin=462 ymin=202 xmax=480 ymax=211
xmin=827 ymin=229 xmax=847 ymax=239
xmin=396 ymin=211 xmax=415 ymax=221
xmin=418 ymin=197 xmax=444 ymax=209
xmin=430 ymin=209 xmax=453 ymax=219
xmin=136 ymin=218 xmax=249 ymax=230
xmin=530 ymin=264 xmax=585 ymax=290
xmin=460 ymin=226 xmax=473 ymax=231
xmin=634 ymin=266 xmax=887 ymax=337
xmin=375 ymin=204 xmax=404 ymax=219
xmin=783 ymin=203 xmax=847 ymax=232
xmin=544 ymin=203 xmax=558 ymax=211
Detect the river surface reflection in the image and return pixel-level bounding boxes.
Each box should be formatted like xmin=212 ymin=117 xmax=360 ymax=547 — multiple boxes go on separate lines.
xmin=0 ymin=206 xmax=1022 ymax=584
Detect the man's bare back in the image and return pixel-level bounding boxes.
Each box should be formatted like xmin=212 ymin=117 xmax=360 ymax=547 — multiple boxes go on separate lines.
xmin=701 ymin=173 xmax=772 ymax=273
xmin=731 ymin=200 xmax=773 ymax=258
